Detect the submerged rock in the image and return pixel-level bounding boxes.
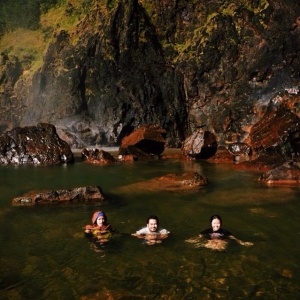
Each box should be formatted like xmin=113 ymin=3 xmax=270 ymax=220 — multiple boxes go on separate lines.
xmin=158 ymin=172 xmax=208 ymax=189
xmin=259 ymin=160 xmax=300 ymax=185
xmin=0 ymin=123 xmax=74 ymax=164
xmin=118 ymin=172 xmax=208 ymax=193
xmin=12 ymin=186 xmax=105 ymax=206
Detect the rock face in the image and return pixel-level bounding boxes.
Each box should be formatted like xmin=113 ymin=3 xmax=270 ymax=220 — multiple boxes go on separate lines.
xmin=226 ymin=142 xmax=252 ymax=162
xmin=12 ymin=186 xmax=105 ymax=205
xmin=119 ymin=125 xmax=166 ymax=158
xmin=248 ymin=105 xmax=300 ymax=160
xmin=227 ymin=143 xmax=252 ymax=156
xmin=0 ymin=123 xmax=74 ymax=164
xmin=1 ymin=0 xmax=300 ymax=149
xmin=181 ymin=130 xmax=218 ymax=159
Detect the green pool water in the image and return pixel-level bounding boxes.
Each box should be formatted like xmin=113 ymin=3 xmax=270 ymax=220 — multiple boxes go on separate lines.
xmin=0 ymin=154 xmax=299 ymax=299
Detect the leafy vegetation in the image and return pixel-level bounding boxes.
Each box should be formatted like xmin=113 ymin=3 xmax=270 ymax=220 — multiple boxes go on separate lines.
xmin=0 ymin=0 xmax=60 ymax=37
xmin=0 ymin=0 xmax=93 ymax=74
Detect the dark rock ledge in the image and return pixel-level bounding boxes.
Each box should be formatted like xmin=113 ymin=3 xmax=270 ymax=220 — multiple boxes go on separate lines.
xmin=0 ymin=123 xmax=74 ymax=164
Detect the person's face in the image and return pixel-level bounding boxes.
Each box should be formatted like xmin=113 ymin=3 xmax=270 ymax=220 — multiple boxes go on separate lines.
xmin=211 ymin=218 xmax=221 ymax=232
xmin=147 ymin=219 xmax=158 ymax=232
xmin=96 ymin=216 xmax=105 ymax=226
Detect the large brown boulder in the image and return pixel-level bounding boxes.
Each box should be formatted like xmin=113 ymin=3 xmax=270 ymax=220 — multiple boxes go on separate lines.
xmin=119 ymin=125 xmax=166 ymax=158
xmin=12 ymin=186 xmax=105 ymax=206
xmin=0 ymin=123 xmax=74 ymax=164
xmin=181 ymin=130 xmax=218 ymax=159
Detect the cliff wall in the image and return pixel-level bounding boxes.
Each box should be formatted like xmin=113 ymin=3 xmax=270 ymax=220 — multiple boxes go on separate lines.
xmin=0 ymin=0 xmax=300 ymax=148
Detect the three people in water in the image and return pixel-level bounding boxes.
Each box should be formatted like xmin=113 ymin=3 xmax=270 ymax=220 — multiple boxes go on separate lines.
xmin=84 ymin=212 xmax=253 ymax=250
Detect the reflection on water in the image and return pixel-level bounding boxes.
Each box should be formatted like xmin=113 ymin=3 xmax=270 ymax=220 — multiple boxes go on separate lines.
xmin=185 ymin=236 xmax=229 ymax=251
xmin=0 ymin=156 xmax=300 ymax=299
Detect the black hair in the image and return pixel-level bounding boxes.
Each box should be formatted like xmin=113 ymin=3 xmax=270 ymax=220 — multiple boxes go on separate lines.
xmin=210 ymin=214 xmax=222 ymax=226
xmin=146 ymin=215 xmax=159 ymax=226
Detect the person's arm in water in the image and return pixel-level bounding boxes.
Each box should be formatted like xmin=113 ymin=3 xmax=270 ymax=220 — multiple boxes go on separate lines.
xmin=131 ymin=233 xmax=147 ymax=239
xmin=84 ymin=223 xmax=111 ymax=233
xmin=131 ymin=227 xmax=148 ymax=238
xmin=228 ymin=235 xmax=253 ymax=246
xmin=84 ymin=225 xmax=99 ymax=234
xmin=156 ymin=228 xmax=169 ymax=239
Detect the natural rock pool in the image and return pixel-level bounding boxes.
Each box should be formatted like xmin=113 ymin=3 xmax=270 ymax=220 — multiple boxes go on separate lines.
xmin=0 ymin=153 xmax=299 ymax=299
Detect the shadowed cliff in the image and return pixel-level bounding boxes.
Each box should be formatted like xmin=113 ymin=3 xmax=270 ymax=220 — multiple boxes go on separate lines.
xmin=0 ymin=0 xmax=300 ymax=148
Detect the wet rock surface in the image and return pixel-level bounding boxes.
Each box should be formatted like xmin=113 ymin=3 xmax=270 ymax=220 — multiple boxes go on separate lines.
xmin=0 ymin=123 xmax=74 ymax=164
xmin=119 ymin=125 xmax=166 ymax=159
xmin=259 ymin=161 xmax=300 ymax=185
xmin=81 ymin=148 xmax=116 ymax=164
xmin=158 ymin=172 xmax=208 ymax=189
xmin=119 ymin=172 xmax=208 ymax=193
xmin=248 ymin=106 xmax=300 ymax=160
xmin=227 ymin=142 xmax=252 ymax=156
xmin=12 ymin=186 xmax=105 ymax=206
xmin=181 ymin=130 xmax=218 ymax=159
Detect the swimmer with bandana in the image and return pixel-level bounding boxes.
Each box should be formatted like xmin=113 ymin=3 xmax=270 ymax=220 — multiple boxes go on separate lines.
xmin=84 ymin=211 xmax=112 ymax=242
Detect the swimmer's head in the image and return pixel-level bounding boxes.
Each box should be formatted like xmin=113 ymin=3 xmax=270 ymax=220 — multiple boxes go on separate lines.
xmin=210 ymin=214 xmax=222 ymax=232
xmin=92 ymin=211 xmax=107 ymax=225
xmin=146 ymin=215 xmax=159 ymax=232
xmin=210 ymin=214 xmax=222 ymax=225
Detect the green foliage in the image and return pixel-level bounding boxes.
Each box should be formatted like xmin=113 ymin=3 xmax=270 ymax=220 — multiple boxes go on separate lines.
xmin=0 ymin=0 xmax=95 ymax=75
xmin=0 ymin=0 xmax=60 ymax=37
xmin=107 ymin=0 xmax=117 ymax=10
xmin=40 ymin=0 xmax=63 ymax=13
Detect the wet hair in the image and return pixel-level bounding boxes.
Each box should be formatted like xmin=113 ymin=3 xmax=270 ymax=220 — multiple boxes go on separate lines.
xmin=146 ymin=215 xmax=159 ymax=226
xmin=92 ymin=211 xmax=108 ymax=225
xmin=210 ymin=214 xmax=222 ymax=226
